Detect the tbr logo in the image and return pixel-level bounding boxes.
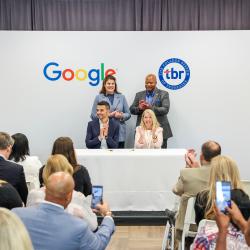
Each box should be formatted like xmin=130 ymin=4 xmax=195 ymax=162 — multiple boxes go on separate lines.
xmin=43 ymin=62 xmax=116 ymax=86
xmin=158 ymin=58 xmax=190 ymax=90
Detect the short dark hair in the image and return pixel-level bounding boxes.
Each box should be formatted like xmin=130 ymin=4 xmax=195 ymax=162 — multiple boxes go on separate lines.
xmin=201 ymin=141 xmax=221 ymax=162
xmin=51 ymin=137 xmax=77 ymax=170
xmin=97 ymin=101 xmax=110 ymax=110
xmin=0 ymin=132 xmax=14 ymax=150
xmin=99 ymin=75 xmax=120 ymax=94
xmin=9 ymin=133 xmax=30 ymax=162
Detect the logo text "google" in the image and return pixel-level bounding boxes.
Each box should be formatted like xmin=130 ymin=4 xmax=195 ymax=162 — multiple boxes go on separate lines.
xmin=43 ymin=62 xmax=116 ymax=86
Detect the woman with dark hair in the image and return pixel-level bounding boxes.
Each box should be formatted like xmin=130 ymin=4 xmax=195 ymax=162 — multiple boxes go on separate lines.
xmin=39 ymin=137 xmax=92 ymax=196
xmin=90 ymin=74 xmax=131 ymax=148
xmin=9 ymin=133 xmax=42 ymax=189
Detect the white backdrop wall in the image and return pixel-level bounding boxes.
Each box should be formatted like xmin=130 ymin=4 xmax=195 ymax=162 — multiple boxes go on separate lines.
xmin=1 ymin=31 xmax=250 ymax=179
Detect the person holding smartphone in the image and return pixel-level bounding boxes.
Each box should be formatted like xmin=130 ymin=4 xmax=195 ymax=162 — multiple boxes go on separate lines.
xmin=194 ymin=155 xmax=250 ymax=226
xmin=215 ymin=201 xmax=250 ymax=249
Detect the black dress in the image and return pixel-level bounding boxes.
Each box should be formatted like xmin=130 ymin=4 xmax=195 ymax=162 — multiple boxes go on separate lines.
xmin=0 ymin=182 xmax=23 ymax=209
xmin=39 ymin=164 xmax=92 ymax=197
xmin=194 ymin=189 xmax=250 ymax=225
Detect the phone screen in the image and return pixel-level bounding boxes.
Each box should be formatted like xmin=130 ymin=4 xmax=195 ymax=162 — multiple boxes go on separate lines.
xmin=216 ymin=181 xmax=231 ymax=213
xmin=91 ymin=185 xmax=103 ymax=209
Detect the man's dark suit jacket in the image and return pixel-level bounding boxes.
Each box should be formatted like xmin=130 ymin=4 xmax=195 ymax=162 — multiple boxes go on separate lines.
xmin=85 ymin=118 xmax=120 ymax=149
xmin=0 ymin=155 xmax=28 ymax=204
xmin=130 ymin=87 xmax=173 ymax=140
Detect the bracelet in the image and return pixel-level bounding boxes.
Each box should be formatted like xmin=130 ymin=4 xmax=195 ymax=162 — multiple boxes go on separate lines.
xmin=105 ymin=211 xmax=113 ymax=217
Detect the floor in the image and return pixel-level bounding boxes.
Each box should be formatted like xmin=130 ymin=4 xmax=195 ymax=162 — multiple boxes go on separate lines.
xmin=106 ymin=225 xmax=165 ymax=250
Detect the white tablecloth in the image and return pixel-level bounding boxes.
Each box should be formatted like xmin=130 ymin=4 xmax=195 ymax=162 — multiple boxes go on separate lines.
xmin=75 ymin=149 xmax=186 ymax=211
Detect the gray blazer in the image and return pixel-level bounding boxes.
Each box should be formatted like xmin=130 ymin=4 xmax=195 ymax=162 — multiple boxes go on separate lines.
xmin=91 ymin=93 xmax=131 ymax=142
xmin=13 ymin=203 xmax=115 ymax=250
xmin=129 ymin=88 xmax=173 ymax=139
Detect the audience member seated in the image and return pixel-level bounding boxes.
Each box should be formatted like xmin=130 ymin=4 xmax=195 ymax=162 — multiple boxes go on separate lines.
xmin=9 ymin=133 xmax=42 ymax=190
xmin=172 ymin=141 xmax=221 ymax=243
xmin=0 ymin=208 xmax=34 ymax=250
xmin=85 ymin=101 xmax=120 ymax=149
xmin=0 ymin=132 xmax=28 ymax=204
xmin=214 ymin=201 xmax=250 ymax=249
xmin=13 ymin=172 xmax=115 ymax=250
xmin=39 ymin=137 xmax=92 ymax=196
xmin=134 ymin=109 xmax=163 ymax=149
xmin=194 ymin=155 xmax=250 ymax=226
xmin=0 ymin=180 xmax=23 ymax=209
xmin=28 ymin=154 xmax=98 ymax=231
xmin=192 ymin=201 xmax=250 ymax=250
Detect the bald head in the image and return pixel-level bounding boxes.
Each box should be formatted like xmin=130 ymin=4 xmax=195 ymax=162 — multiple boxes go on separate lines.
xmin=145 ymin=74 xmax=157 ymax=92
xmin=45 ymin=172 xmax=75 ymax=208
xmin=201 ymin=140 xmax=221 ymax=162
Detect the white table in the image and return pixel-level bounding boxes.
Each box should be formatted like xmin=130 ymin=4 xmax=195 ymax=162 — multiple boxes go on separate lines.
xmin=75 ymin=149 xmax=186 ymax=211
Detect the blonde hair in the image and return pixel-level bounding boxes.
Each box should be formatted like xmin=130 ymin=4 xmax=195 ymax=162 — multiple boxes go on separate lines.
xmin=204 ymin=155 xmax=243 ymax=219
xmin=43 ymin=154 xmax=73 ymax=185
xmin=0 ymin=208 xmax=34 ymax=250
xmin=140 ymin=109 xmax=160 ymax=130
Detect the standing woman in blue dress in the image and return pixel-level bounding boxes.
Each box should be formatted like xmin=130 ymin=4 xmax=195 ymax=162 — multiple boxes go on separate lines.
xmin=91 ymin=75 xmax=131 ymax=148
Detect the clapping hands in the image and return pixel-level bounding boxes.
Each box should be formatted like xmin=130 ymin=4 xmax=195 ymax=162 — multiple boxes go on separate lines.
xmin=185 ymin=149 xmax=200 ymax=168
xmin=100 ymin=123 xmax=109 ymax=139
xmin=139 ymin=100 xmax=150 ymax=110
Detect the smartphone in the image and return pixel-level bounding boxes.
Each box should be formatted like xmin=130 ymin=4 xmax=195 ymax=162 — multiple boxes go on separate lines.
xmin=216 ymin=181 xmax=231 ymax=213
xmin=91 ymin=185 xmax=103 ymax=209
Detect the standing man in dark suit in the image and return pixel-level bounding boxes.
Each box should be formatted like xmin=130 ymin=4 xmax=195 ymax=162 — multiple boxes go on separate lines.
xmin=0 ymin=132 xmax=28 ymax=204
xmin=130 ymin=74 xmax=173 ymax=148
xmin=85 ymin=101 xmax=120 ymax=149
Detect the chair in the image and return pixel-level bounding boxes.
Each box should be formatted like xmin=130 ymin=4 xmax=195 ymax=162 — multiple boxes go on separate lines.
xmin=178 ymin=197 xmax=197 ymax=250
xmin=241 ymin=180 xmax=250 ymax=197
xmin=162 ymin=211 xmax=176 ymax=250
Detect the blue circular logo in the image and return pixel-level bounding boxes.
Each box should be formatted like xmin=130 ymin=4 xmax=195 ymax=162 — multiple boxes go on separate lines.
xmin=158 ymin=58 xmax=190 ymax=90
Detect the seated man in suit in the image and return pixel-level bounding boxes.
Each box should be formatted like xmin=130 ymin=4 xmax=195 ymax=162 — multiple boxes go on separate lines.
xmin=13 ymin=172 xmax=115 ymax=250
xmin=0 ymin=132 xmax=28 ymax=204
xmin=172 ymin=140 xmax=221 ymax=244
xmin=85 ymin=101 xmax=120 ymax=149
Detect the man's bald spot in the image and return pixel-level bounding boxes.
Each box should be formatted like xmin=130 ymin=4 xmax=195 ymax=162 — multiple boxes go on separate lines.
xmin=201 ymin=140 xmax=221 ymax=162
xmin=45 ymin=172 xmax=75 ymax=199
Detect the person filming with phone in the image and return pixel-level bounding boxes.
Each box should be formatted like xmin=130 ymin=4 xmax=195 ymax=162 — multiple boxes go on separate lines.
xmin=194 ymin=155 xmax=250 ymax=226
xmin=13 ymin=172 xmax=115 ymax=250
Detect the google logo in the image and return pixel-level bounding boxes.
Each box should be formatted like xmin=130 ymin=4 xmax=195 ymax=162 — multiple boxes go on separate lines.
xmin=43 ymin=62 xmax=116 ymax=86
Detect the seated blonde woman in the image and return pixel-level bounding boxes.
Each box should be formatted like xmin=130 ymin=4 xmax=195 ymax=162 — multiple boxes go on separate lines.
xmin=0 ymin=208 xmax=34 ymax=250
xmin=134 ymin=109 xmax=163 ymax=149
xmin=27 ymin=154 xmax=98 ymax=231
xmin=194 ymin=155 xmax=250 ymax=226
